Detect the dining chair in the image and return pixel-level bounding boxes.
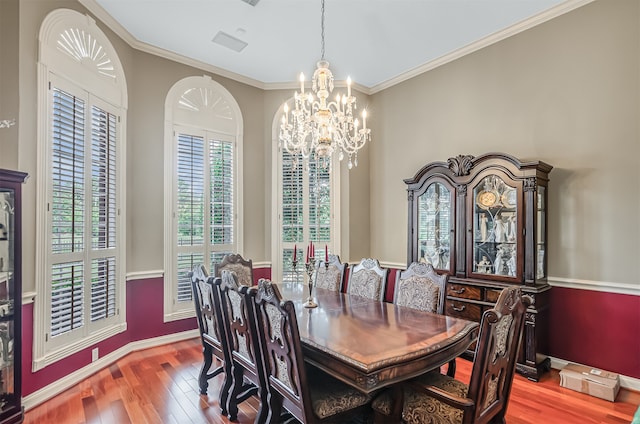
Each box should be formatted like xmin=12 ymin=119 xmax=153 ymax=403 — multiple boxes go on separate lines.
xmin=347 ymin=258 xmax=388 ymax=301
xmin=215 ymin=270 xmax=267 ymax=423
xmin=394 ymin=262 xmax=455 ymax=376
xmin=190 ymin=265 xmax=236 ymax=415
xmin=314 ymin=254 xmax=347 ymax=292
xmin=251 ymin=278 xmax=373 ymax=423
xmin=371 ymin=286 xmax=530 ymax=424
xmin=215 ymin=253 xmax=254 ymax=286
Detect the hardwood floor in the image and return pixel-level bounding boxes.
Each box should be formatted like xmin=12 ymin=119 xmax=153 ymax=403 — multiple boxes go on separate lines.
xmin=24 ymin=338 xmax=639 ymax=424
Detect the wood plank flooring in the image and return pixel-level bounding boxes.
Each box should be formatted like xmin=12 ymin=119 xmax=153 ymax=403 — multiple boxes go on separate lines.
xmin=24 ymin=338 xmax=640 ymax=423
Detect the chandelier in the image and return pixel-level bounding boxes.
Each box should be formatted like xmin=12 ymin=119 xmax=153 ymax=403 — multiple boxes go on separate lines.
xmin=279 ymin=0 xmax=371 ymax=170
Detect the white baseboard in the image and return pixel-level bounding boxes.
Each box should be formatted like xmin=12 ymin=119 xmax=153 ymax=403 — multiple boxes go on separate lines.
xmin=22 ymin=329 xmax=199 ymax=411
xmin=550 ymin=356 xmax=640 ymax=392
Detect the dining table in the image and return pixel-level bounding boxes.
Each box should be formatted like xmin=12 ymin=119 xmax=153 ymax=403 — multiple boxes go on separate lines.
xmin=277 ymin=282 xmax=480 ymax=394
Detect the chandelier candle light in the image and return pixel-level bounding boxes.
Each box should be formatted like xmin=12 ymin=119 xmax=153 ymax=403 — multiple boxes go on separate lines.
xmin=279 ymin=0 xmax=371 ymax=170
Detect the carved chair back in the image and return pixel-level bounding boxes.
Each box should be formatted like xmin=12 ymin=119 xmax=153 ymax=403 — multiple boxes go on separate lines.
xmin=215 ymin=253 xmax=254 ymax=286
xmin=251 ymin=279 xmax=315 ymax=423
xmin=189 ymin=265 xmax=227 ymax=396
xmin=467 ymin=286 xmax=529 ymax=424
xmin=347 ymin=258 xmax=388 ymax=301
xmin=394 ymin=262 xmax=447 ymax=314
xmin=314 ymin=254 xmax=347 ymax=292
xmin=215 ymin=270 xmax=268 ymax=422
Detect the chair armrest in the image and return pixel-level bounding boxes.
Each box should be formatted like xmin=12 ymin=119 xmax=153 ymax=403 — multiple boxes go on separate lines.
xmin=408 ymin=379 xmax=475 ymax=414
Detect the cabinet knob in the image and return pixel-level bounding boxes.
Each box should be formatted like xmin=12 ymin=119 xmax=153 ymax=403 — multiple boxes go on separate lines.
xmin=452 ymin=304 xmax=466 ymax=312
xmin=454 ymin=287 xmax=466 ymax=294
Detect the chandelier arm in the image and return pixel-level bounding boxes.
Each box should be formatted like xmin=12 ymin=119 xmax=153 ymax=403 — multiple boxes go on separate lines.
xmin=278 ymin=0 xmax=370 ymax=167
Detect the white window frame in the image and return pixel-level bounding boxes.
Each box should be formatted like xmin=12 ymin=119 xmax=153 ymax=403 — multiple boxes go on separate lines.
xmin=34 ymin=10 xmax=127 ymax=371
xmin=271 ymin=101 xmax=341 ymax=282
xmin=164 ymin=76 xmax=243 ymax=322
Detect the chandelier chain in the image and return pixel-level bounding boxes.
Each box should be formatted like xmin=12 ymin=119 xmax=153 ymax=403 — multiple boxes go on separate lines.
xmin=320 ymin=0 xmax=325 ymax=60
xmin=278 ymin=0 xmax=371 ymax=170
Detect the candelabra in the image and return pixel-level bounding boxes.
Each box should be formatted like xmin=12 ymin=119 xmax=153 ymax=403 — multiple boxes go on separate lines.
xmin=302 ymin=255 xmax=318 ymax=308
xmin=292 ymin=242 xmax=330 ymax=308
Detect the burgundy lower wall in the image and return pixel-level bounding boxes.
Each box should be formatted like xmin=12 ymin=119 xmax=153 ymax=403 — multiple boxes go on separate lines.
xmin=20 ymin=265 xmax=639 ymax=399
xmin=549 ymin=287 xmax=640 ymax=379
xmin=21 ymin=267 xmax=273 ymax=398
xmin=21 ymin=277 xmax=197 ymax=397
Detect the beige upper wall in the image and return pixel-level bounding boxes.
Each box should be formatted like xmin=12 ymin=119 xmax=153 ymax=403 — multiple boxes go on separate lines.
xmin=10 ymin=0 xmax=639 ymax=292
xmin=16 ymin=0 xmax=267 ymax=291
xmin=369 ymin=0 xmax=639 ymax=285
xmin=0 ymin=0 xmax=20 ymax=169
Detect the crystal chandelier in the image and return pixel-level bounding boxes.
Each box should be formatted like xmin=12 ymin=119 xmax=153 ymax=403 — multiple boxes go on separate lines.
xmin=279 ymin=0 xmax=371 ymax=170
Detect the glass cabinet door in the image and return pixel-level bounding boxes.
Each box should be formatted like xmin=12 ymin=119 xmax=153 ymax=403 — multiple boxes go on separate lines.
xmin=0 ymin=189 xmax=15 ymax=409
xmin=417 ymin=182 xmax=452 ymax=272
xmin=537 ymin=186 xmax=546 ymax=279
xmin=471 ymin=175 xmax=519 ymax=279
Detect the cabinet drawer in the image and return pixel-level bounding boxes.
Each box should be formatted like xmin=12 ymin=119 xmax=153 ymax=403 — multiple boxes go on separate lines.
xmin=447 ymin=283 xmax=481 ymax=300
xmin=446 ymin=300 xmax=482 ymax=321
xmin=485 ymin=289 xmax=503 ymax=303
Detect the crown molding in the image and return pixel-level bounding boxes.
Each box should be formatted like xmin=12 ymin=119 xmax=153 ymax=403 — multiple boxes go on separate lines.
xmin=367 ymin=0 xmax=597 ymax=94
xmin=78 ymin=0 xmax=266 ymax=89
xmin=79 ymin=0 xmax=595 ymax=96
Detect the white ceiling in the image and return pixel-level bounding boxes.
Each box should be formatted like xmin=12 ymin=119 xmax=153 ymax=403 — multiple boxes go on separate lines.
xmin=86 ymin=0 xmax=588 ymax=92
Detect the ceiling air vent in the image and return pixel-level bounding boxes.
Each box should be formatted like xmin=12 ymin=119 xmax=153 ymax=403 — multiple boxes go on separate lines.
xmin=212 ymin=31 xmax=248 ymax=53
xmin=240 ymin=0 xmax=260 ymax=5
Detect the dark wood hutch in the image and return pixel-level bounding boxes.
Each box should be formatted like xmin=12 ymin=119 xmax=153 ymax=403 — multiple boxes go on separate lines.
xmin=0 ymin=169 xmax=27 ymax=423
xmin=405 ymin=153 xmax=552 ymax=381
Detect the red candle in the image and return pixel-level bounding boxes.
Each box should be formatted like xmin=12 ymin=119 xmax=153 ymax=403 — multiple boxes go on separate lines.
xmin=325 ymin=244 xmax=328 ymax=262
xmin=305 ymin=244 xmax=309 ymax=263
xmin=293 ymin=244 xmax=297 ymax=262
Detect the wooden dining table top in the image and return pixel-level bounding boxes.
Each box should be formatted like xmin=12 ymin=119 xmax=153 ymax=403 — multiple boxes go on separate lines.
xmin=277 ymin=282 xmax=479 ymax=393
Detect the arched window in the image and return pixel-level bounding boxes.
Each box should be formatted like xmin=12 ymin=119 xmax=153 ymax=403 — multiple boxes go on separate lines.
xmin=163 ymin=76 xmax=243 ymax=321
xmin=34 ymin=9 xmax=127 ymax=370
xmin=271 ymin=101 xmax=340 ymax=283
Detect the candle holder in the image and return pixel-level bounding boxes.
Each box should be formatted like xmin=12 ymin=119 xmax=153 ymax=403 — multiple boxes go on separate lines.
xmin=303 ymin=256 xmax=318 ymax=308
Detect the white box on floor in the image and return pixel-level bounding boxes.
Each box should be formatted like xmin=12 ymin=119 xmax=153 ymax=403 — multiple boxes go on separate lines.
xmin=559 ymin=363 xmax=620 ymax=402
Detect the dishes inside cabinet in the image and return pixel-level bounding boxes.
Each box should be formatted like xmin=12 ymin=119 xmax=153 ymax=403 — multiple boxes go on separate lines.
xmin=501 ymin=188 xmax=517 ymax=208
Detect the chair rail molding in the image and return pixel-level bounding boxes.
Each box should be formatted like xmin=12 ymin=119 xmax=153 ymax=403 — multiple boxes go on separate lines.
xmin=547 ymin=276 xmax=639 ymax=296
xmin=125 ymin=270 xmax=165 ymax=282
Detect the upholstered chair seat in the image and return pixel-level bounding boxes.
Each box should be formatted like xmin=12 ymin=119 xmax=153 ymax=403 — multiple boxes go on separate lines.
xmin=372 ymin=372 xmax=468 ymax=424
xmin=306 ymin=366 xmax=372 ymax=420
xmin=372 ymin=286 xmax=530 ymax=424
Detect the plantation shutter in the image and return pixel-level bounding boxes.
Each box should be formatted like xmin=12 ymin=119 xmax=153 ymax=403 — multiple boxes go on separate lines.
xmin=209 ymin=138 xmax=234 ymax=268
xmin=281 ymin=151 xmax=304 ymax=283
xmin=174 ymin=132 xmax=236 ymax=303
xmin=90 ymin=106 xmax=118 ymax=321
xmin=49 ymin=87 xmax=120 ymax=338
xmin=176 ymin=133 xmax=205 ymax=302
xmin=50 ymin=88 xmax=86 ymax=336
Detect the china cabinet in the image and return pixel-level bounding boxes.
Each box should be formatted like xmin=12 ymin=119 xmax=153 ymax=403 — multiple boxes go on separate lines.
xmin=0 ymin=169 xmax=27 ymax=423
xmin=405 ymin=153 xmax=552 ymax=381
